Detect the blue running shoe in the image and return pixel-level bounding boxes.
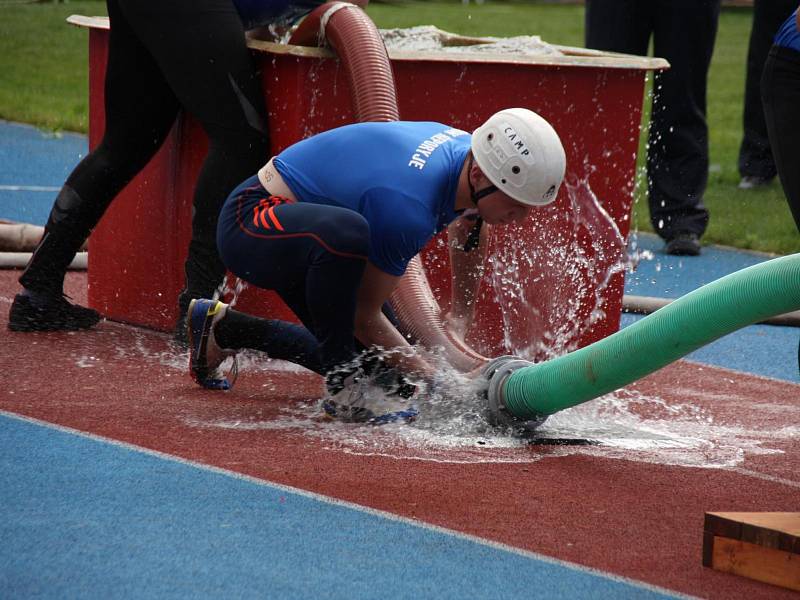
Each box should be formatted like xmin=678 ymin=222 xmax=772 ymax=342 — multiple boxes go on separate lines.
xmin=322 ymin=373 xmax=418 ymax=425
xmin=187 ymin=299 xmax=236 ymax=390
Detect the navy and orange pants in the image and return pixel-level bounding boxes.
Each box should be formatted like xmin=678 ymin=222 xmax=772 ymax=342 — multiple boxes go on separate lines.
xmin=216 ymin=174 xmax=371 ymax=374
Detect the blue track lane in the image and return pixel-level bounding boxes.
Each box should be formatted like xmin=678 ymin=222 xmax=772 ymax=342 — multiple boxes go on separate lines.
xmin=0 ymin=121 xmax=86 ymax=225
xmin=624 ymin=233 xmax=799 ymax=383
xmin=0 ymin=413 xmax=682 ymax=600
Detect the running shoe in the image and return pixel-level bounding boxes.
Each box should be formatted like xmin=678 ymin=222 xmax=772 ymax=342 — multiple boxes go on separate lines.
xmin=187 ymin=298 xmax=235 ymax=390
xmin=8 ymin=292 xmax=101 ymax=332
xmin=322 ymin=373 xmax=418 ymax=425
xmin=738 ymin=175 xmax=773 ymax=190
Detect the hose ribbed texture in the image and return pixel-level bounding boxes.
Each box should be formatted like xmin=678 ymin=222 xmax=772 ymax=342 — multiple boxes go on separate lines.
xmin=323 ymin=6 xmax=398 ymax=122
xmin=502 ymin=253 xmax=800 ymax=418
xmin=290 ymin=2 xmax=486 ymax=370
xmin=290 ymin=2 xmax=398 ymax=122
xmin=389 ymin=256 xmax=488 ymax=372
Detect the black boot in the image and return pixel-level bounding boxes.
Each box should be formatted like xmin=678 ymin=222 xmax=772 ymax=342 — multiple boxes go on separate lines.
xmin=10 ymin=185 xmax=101 ymax=331
xmin=9 ymin=291 xmax=100 ymax=332
xmin=19 ymin=186 xmax=91 ymax=294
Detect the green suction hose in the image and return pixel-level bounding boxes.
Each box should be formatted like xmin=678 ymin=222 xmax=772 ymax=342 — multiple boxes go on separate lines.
xmin=485 ymin=253 xmax=800 ymax=426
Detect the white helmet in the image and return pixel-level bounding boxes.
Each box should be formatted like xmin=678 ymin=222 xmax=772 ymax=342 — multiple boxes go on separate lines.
xmin=471 ymin=108 xmax=566 ymax=206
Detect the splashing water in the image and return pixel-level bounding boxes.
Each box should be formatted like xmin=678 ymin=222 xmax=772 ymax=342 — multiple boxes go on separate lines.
xmin=488 ymin=169 xmax=630 ymax=361
xmin=302 ymin=59 xmax=326 ymax=138
xmin=219 ymin=276 xmax=249 ymax=309
xmin=70 ymin=323 xmax=793 ymax=472
xmin=189 ymin=359 xmax=797 ymax=470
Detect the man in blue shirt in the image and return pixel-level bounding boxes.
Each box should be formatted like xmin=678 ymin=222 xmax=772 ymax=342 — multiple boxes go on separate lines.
xmin=186 ymin=108 xmax=566 ymax=423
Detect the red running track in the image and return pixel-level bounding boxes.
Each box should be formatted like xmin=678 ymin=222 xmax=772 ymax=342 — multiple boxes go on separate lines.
xmin=2 ymin=270 xmax=799 ymax=599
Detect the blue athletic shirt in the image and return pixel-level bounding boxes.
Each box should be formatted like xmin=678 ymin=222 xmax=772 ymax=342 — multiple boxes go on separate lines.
xmin=774 ymin=9 xmax=800 ymax=52
xmin=233 ymin=0 xmax=325 ymax=30
xmin=274 ymin=121 xmax=471 ymax=276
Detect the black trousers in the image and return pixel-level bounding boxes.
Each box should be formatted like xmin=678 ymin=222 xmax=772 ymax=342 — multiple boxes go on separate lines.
xmin=21 ymin=0 xmax=269 ymax=307
xmin=585 ymin=0 xmax=719 ymax=240
xmin=739 ymin=0 xmax=797 ymax=179
xmin=762 ymin=45 xmax=800 ymax=232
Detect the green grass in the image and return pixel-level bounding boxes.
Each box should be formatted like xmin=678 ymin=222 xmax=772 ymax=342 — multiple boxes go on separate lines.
xmin=0 ymin=1 xmax=107 ymax=132
xmin=1 ymin=0 xmax=798 ymax=253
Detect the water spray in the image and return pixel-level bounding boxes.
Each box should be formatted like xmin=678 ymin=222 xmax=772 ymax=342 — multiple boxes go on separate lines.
xmin=483 ymin=253 xmax=800 ymax=431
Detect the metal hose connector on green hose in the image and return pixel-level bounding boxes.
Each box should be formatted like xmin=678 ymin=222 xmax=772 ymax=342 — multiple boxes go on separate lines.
xmin=486 ymin=253 xmax=800 ymax=428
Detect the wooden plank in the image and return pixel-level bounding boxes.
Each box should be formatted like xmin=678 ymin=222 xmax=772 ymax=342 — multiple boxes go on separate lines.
xmin=705 ymin=512 xmax=800 ymax=554
xmin=704 ymin=513 xmax=800 ymax=592
xmin=707 ymin=536 xmax=800 ymax=592
xmin=246 ymin=36 xmax=668 ymax=70
xmin=717 ymin=513 xmax=800 ymax=538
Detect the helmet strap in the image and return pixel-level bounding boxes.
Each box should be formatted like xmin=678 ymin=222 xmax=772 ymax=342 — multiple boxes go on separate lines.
xmin=466 ymin=153 xmax=498 ymax=205
xmin=463 ymin=154 xmax=497 ymax=252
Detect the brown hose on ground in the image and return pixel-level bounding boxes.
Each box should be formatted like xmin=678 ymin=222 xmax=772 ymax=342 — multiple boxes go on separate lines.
xmin=289 ymin=2 xmax=488 ymax=371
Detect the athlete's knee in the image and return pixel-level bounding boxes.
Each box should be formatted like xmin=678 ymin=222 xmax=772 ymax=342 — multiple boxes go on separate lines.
xmin=323 ymin=210 xmax=370 ymax=258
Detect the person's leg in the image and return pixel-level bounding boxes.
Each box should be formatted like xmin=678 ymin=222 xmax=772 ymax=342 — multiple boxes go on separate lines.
xmin=213 ymin=308 xmax=324 ymax=374
xmin=213 ymin=177 xmax=370 ymax=378
xmin=738 ymin=0 xmax=797 ymax=185
xmin=762 ymin=44 xmax=800 ymax=373
xmin=256 ymin=210 xmax=369 ymax=375
xmin=647 ymin=0 xmax=719 ymax=249
xmin=10 ymin=0 xmax=180 ymax=331
xmin=119 ymin=0 xmax=270 ymax=316
xmin=584 ymin=0 xmax=652 ymax=55
xmin=762 ymin=46 xmax=800 ymax=230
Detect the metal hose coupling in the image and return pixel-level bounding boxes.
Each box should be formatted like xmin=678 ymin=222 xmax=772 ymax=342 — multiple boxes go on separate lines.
xmin=482 ymin=356 xmax=548 ymax=432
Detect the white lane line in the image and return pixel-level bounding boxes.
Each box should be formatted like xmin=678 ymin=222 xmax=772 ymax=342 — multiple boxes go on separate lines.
xmin=730 ymin=467 xmax=800 ymax=490
xmin=0 ymin=185 xmax=60 ymax=192
xmin=0 ymin=408 xmax=694 ymax=600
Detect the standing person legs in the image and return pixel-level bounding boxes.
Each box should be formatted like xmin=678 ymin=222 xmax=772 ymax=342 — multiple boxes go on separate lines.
xmin=585 ymin=0 xmax=652 ymax=58
xmin=762 ymin=44 xmax=800 ymax=371
xmin=762 ymin=46 xmax=800 ymax=230
xmin=11 ymin=0 xmax=270 ymax=334
xmin=738 ymin=0 xmax=797 ymax=187
xmin=10 ymin=0 xmax=181 ymax=331
xmin=647 ymin=0 xmax=718 ymax=254
xmin=118 ymin=0 xmax=270 ymax=324
xmin=586 ymin=0 xmax=713 ymax=254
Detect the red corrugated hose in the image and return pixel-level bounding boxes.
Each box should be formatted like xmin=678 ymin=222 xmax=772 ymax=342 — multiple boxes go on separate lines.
xmin=290 ymin=2 xmax=488 ymax=371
